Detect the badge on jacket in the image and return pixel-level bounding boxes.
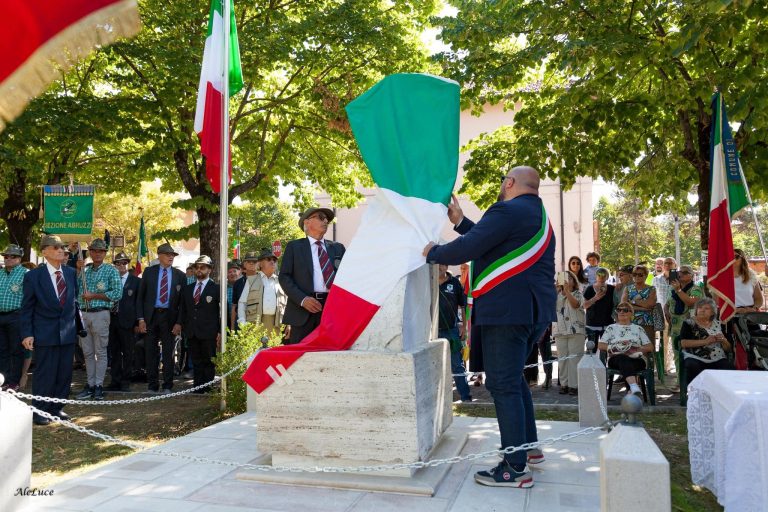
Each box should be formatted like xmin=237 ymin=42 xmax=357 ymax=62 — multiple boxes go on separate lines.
xmin=206 ymin=296 xmax=212 ymax=303
xmin=176 ymin=284 xmax=181 ymax=291
xmin=447 ymin=284 xmax=454 ymax=292
xmin=127 ymin=289 xmax=133 ymax=296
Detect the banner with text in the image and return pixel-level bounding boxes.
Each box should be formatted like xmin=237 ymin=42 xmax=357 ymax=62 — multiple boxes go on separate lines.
xmin=43 ymin=185 xmax=95 ymax=242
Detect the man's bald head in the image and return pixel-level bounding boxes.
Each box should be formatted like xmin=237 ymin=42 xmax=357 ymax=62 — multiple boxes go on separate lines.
xmin=509 ymin=166 xmax=540 ymax=192
xmin=498 ymin=165 xmax=541 ymax=201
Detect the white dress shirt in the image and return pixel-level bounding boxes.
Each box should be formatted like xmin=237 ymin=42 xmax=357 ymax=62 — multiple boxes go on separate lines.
xmin=307 ymin=235 xmax=330 ymax=293
xmin=45 ymin=261 xmax=64 ymax=296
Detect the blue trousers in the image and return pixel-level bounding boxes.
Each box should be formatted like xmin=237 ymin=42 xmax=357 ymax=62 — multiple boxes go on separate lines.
xmin=32 ymin=343 xmax=75 ymax=417
xmin=481 ymin=322 xmax=549 ymax=466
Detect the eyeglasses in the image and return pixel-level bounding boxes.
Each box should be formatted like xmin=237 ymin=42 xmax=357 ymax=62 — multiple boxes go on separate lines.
xmin=500 ymin=174 xmax=510 ymax=183
xmin=679 ymin=270 xmax=692 ymax=275
xmin=616 ymin=308 xmax=632 ymax=313
xmin=631 ymin=272 xmax=645 ymax=277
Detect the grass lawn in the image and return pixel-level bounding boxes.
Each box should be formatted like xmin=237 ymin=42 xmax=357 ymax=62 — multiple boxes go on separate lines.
xmin=31 ymin=395 xmax=229 ymax=488
xmin=32 ymin=397 xmax=720 ymax=512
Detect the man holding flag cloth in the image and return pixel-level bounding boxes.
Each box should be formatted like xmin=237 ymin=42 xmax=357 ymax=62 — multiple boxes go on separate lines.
xmin=424 ymin=166 xmax=556 ymax=488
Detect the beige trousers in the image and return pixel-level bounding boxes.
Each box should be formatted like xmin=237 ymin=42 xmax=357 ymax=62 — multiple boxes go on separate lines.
xmin=555 ymin=333 xmax=585 ymax=388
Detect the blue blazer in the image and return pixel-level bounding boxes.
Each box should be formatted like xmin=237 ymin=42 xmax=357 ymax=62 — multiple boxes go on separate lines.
xmin=427 ymin=194 xmax=556 ymax=326
xmin=19 ymin=264 xmax=79 ymax=346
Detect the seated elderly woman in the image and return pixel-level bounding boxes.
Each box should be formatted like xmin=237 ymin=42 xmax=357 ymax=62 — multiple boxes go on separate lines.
xmin=598 ymin=302 xmax=654 ymax=396
xmin=680 ymin=297 xmax=734 ymax=388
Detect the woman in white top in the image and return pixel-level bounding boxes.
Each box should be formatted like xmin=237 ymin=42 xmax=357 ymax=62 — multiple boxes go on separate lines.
xmin=553 ymin=270 xmax=585 ymax=395
xmin=598 ymin=302 xmax=654 ymax=396
xmin=733 ymin=249 xmax=763 ymax=313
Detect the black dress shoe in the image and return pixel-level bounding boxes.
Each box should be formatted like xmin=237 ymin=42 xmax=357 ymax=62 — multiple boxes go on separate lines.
xmin=56 ymin=411 xmax=72 ymax=421
xmin=33 ymin=416 xmax=51 ymax=426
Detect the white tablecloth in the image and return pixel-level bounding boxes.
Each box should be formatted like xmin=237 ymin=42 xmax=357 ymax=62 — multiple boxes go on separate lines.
xmin=687 ymin=371 xmax=768 ymax=512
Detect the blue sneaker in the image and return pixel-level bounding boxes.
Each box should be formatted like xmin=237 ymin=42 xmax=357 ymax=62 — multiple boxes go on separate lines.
xmin=474 ymin=461 xmax=533 ymax=488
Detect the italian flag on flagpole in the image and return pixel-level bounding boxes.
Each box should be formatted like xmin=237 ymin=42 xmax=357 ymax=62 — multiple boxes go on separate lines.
xmin=243 ymin=74 xmax=459 ymax=393
xmin=707 ymin=91 xmax=749 ymax=323
xmin=194 ymin=0 xmax=243 ymax=194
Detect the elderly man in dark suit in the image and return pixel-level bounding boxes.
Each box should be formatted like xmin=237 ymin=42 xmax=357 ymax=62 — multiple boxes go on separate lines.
xmin=136 ymin=243 xmax=185 ymax=393
xmin=279 ymin=207 xmax=346 ymax=344
xmin=20 ymin=235 xmax=79 ymax=425
xmin=106 ymin=252 xmax=141 ymax=392
xmin=424 ymin=166 xmax=556 ymax=489
xmin=179 ymin=255 xmax=220 ymax=392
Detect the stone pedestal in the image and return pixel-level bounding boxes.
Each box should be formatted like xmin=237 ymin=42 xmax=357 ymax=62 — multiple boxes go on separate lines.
xmin=577 ymin=353 xmax=607 ymax=427
xmin=600 ymin=423 xmax=670 ymax=512
xmin=256 ymin=341 xmax=452 ymax=477
xmin=0 ymin=393 xmax=32 ymax=512
xmin=242 ymin=265 xmax=458 ymax=491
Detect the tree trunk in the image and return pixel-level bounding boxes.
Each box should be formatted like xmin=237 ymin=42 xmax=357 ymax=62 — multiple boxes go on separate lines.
xmin=196 ymin=206 xmax=223 ymax=277
xmin=0 ymin=168 xmax=41 ymax=262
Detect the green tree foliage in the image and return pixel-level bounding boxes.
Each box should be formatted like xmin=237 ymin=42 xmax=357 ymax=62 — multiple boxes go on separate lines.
xmin=93 ymin=182 xmax=186 ymax=259
xmin=99 ymin=0 xmax=439 ymax=268
xmin=594 ymin=196 xmax=668 ymax=271
xmin=228 ymin=200 xmax=304 ymax=259
xmin=437 ymin=0 xmax=768 ymax=248
xmin=0 ymin=55 xmax=147 ymax=259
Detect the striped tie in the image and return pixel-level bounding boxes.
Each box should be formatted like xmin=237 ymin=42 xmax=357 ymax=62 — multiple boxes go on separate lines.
xmin=159 ymin=268 xmax=169 ymax=304
xmin=55 ymin=270 xmax=66 ymax=306
xmin=315 ymin=241 xmax=335 ymax=288
xmin=194 ymin=282 xmax=202 ymax=305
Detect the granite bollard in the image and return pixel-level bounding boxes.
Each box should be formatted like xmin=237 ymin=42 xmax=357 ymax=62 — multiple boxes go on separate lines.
xmin=0 ymin=378 xmax=32 ymax=512
xmin=577 ymin=352 xmax=607 ymax=427
xmin=600 ymin=398 xmax=670 ymax=512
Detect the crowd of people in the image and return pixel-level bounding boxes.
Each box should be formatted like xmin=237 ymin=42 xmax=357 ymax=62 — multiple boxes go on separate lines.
xmin=0 ymin=206 xmax=348 ymax=426
xmin=1 ymin=165 xmax=760 ymax=489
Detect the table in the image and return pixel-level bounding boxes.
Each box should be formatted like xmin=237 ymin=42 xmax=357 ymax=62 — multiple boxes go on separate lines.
xmin=687 ymin=370 xmax=768 ymax=512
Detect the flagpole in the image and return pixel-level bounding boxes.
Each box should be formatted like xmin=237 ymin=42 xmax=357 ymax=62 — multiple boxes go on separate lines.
xmin=219 ymin=0 xmax=231 ymax=411
xmin=737 ymin=161 xmax=768 ymax=270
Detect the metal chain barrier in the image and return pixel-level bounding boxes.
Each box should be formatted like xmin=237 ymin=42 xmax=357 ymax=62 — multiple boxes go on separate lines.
xmin=3 ymin=395 xmax=615 ymax=474
xmin=5 ymin=349 xmax=260 ymax=406
xmin=452 ymin=353 xmax=580 ymax=378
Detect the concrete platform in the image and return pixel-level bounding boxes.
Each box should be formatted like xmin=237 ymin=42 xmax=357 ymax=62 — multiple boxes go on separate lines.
xmin=23 ymin=414 xmax=606 ymax=512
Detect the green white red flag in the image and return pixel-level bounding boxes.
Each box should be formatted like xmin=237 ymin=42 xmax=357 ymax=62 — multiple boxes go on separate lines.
xmin=243 ymin=74 xmax=459 ymax=393
xmin=136 ymin=215 xmax=148 ymax=275
xmin=194 ymin=0 xmax=243 ymax=193
xmin=707 ymin=92 xmax=749 ymax=323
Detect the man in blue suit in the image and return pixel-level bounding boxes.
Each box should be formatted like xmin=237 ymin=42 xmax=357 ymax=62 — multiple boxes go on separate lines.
xmin=425 ymin=166 xmax=556 ymax=488
xmin=20 ymin=235 xmax=79 ymax=426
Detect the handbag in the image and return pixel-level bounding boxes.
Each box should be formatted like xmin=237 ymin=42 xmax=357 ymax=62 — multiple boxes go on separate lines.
xmin=652 ymin=303 xmax=665 ymax=331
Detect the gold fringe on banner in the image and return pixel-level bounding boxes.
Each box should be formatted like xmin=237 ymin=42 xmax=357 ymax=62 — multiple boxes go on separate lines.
xmin=0 ymin=0 xmax=141 ymax=132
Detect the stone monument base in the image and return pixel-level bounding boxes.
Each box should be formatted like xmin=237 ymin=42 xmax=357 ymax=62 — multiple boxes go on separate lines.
xmin=236 ymin=423 xmax=467 ymax=496
xmin=240 ymin=340 xmax=459 ymax=493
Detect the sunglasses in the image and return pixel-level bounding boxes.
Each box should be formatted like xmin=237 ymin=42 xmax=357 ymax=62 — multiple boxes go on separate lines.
xmin=734 ymin=254 xmax=742 ymax=259
xmin=309 ymin=214 xmax=329 ymax=221
xmin=616 ymin=308 xmax=632 ymax=313
xmin=500 ymin=174 xmax=510 ymax=183
xmin=631 ymin=272 xmax=645 ymax=277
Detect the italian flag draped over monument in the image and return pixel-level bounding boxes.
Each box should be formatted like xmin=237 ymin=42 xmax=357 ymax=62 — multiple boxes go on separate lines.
xmin=194 ymin=0 xmax=244 ymax=193
xmin=707 ymin=92 xmax=749 ymax=323
xmin=243 ymin=74 xmax=459 ymax=393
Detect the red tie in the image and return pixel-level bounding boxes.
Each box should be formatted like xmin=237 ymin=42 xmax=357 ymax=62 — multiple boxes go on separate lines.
xmin=159 ymin=268 xmax=169 ymax=303
xmin=55 ymin=270 xmax=66 ymax=306
xmin=194 ymin=282 xmax=202 ymax=305
xmin=315 ymin=241 xmax=335 ymax=288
